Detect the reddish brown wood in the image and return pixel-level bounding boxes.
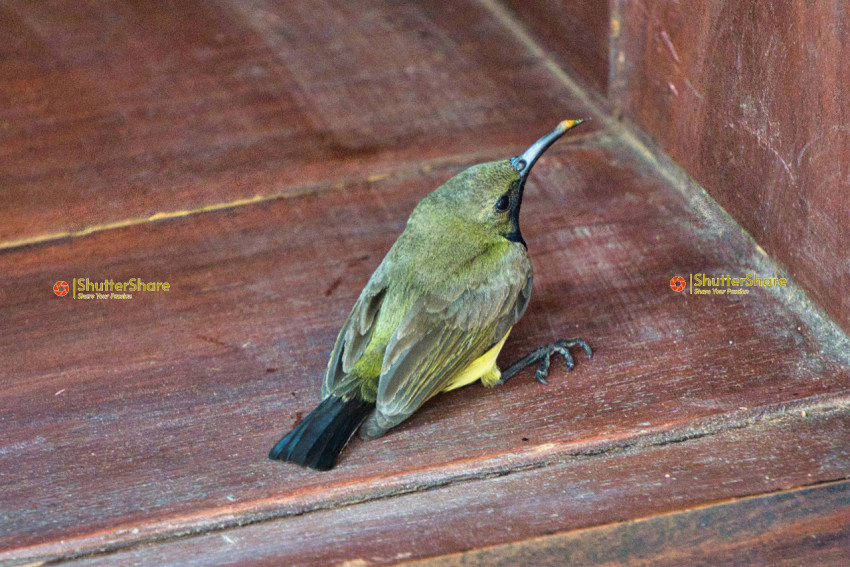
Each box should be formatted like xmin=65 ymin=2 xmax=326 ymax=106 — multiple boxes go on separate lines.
xmin=32 ymin=409 xmax=850 ymax=565
xmin=2 ymin=136 xmax=848 ymax=563
xmin=502 ymin=0 xmax=611 ymax=96
xmin=2 ymin=2 xmax=849 ymax=565
xmin=410 ymin=481 xmax=850 ymax=567
xmin=613 ymin=0 xmax=850 ymax=333
xmin=0 ymin=0 xmax=596 ymax=245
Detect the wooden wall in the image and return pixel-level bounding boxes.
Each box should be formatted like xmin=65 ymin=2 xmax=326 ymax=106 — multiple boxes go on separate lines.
xmin=510 ymin=0 xmax=850 ymax=333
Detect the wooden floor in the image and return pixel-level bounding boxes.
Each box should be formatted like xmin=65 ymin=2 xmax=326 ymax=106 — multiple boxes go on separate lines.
xmin=2 ymin=2 xmax=849 ymax=565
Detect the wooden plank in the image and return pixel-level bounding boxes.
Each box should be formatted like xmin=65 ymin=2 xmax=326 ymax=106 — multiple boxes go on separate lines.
xmin=47 ymin=407 xmax=850 ymax=565
xmin=0 ymin=0 xmax=596 ymax=245
xmin=613 ymin=0 xmax=850 ymax=332
xmin=2 ymin=134 xmax=848 ymax=563
xmin=410 ymin=481 xmax=850 ymax=567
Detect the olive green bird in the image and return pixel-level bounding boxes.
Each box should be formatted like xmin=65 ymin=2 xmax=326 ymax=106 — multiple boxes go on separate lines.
xmin=269 ymin=119 xmax=592 ymax=470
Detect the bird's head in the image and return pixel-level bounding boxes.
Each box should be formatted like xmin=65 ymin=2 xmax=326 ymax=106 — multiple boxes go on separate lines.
xmin=415 ymin=119 xmax=588 ymax=248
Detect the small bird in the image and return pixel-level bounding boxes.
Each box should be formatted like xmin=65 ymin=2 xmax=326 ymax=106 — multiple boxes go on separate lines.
xmin=269 ymin=120 xmax=592 ymax=470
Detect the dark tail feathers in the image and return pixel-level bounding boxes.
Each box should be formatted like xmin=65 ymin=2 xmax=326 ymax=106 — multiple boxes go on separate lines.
xmin=268 ymin=396 xmax=374 ymax=471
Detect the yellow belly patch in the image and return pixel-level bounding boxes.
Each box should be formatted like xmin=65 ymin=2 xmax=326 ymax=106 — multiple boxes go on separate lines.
xmin=442 ymin=329 xmax=511 ymax=392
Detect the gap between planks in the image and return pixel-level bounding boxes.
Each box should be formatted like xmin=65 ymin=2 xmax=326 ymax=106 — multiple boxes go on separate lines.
xmin=8 ymin=3 xmax=850 ymax=564
xmin=0 ymin=137 xmax=599 ymax=253
xmin=0 ymin=154 xmax=468 ymax=252
xmin=12 ymin=393 xmax=850 ymax=566
xmin=398 ymin=477 xmax=850 ymax=567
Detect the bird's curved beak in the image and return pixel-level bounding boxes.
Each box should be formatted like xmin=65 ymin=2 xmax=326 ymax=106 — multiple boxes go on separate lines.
xmin=505 ymin=118 xmax=590 ymax=249
xmin=510 ymin=118 xmax=589 ymax=183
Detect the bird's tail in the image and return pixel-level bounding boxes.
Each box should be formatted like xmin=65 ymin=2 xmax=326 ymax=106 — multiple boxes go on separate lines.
xmin=268 ymin=396 xmax=375 ymax=471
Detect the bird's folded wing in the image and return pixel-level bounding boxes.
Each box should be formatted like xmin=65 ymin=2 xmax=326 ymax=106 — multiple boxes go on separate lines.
xmin=375 ymin=271 xmax=532 ymax=422
xmin=323 ymin=264 xmax=388 ymax=397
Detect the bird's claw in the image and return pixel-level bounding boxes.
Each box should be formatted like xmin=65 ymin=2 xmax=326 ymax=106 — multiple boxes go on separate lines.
xmin=534 ymin=341 xmax=582 ymax=383
xmin=498 ymin=337 xmax=593 ymax=386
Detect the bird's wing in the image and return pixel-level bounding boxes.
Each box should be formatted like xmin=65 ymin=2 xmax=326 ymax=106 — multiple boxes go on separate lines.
xmin=374 ymin=261 xmax=532 ymax=429
xmin=322 ymin=263 xmax=388 ymax=397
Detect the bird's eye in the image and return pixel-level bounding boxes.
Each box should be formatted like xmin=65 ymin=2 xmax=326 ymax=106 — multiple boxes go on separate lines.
xmin=494 ymin=193 xmax=510 ymax=213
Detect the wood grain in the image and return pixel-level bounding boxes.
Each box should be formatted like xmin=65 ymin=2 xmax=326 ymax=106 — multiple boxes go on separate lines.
xmin=0 ymin=0 xmax=595 ymax=245
xmin=409 ymin=481 xmax=850 ymax=567
xmin=613 ymin=0 xmax=850 ymax=333
xmin=501 ymin=0 xmax=611 ymax=96
xmin=42 ymin=409 xmax=850 ymax=565
xmin=2 ymin=134 xmax=848 ymax=563
xmin=2 ymin=2 xmax=849 ymax=565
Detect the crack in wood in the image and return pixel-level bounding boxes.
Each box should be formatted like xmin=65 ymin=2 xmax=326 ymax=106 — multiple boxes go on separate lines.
xmin=19 ymin=393 xmax=849 ymax=566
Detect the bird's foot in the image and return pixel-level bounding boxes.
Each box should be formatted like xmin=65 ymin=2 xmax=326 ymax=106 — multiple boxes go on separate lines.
xmin=496 ymin=338 xmax=592 ymax=385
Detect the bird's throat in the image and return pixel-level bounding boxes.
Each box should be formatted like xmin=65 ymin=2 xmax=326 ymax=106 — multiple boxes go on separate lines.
xmin=506 ymin=186 xmax=526 ymax=248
